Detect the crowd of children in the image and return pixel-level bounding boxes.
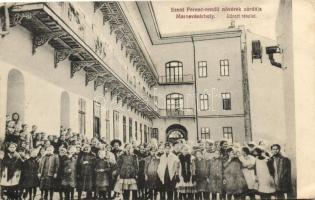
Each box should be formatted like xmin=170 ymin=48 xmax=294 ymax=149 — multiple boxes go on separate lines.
xmin=0 ymin=113 xmax=293 ymax=200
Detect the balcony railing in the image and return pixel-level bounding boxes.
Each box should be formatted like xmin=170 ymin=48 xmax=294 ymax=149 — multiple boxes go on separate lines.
xmin=158 ymin=75 xmax=194 ymax=85
xmin=159 ymin=108 xmax=195 ymax=118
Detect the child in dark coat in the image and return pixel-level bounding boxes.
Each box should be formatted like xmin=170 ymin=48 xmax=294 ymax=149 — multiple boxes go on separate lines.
xmin=76 ymin=144 xmax=95 ymax=200
xmin=144 ymin=147 xmax=161 ymax=200
xmin=136 ymin=145 xmax=147 ymax=199
xmin=38 ymin=145 xmax=59 ymax=200
xmin=61 ymin=146 xmax=77 ymax=200
xmin=20 ymin=149 xmax=39 ymax=200
xmin=194 ymin=149 xmax=210 ymax=200
xmin=56 ymin=147 xmax=67 ymax=200
xmin=114 ymin=143 xmax=139 ymax=200
xmin=208 ymin=149 xmax=223 ymax=200
xmin=95 ymin=150 xmax=111 ymax=199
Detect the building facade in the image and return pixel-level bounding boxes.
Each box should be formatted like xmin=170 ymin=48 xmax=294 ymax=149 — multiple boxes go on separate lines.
xmin=0 ymin=2 xmax=287 ymax=148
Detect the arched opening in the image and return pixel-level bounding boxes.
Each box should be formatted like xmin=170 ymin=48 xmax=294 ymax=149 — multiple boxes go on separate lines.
xmin=60 ymin=91 xmax=70 ymax=128
xmin=166 ymin=124 xmax=188 ymax=143
xmin=7 ymin=69 xmax=25 ymax=123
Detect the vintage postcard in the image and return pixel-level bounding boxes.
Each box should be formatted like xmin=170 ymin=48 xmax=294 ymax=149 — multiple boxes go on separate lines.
xmin=0 ymin=0 xmax=314 ymax=199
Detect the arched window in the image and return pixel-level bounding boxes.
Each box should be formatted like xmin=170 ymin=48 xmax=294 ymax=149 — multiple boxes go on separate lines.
xmin=7 ymin=69 xmax=25 ymax=122
xmin=165 ymin=61 xmax=183 ymax=83
xmin=166 ymin=93 xmax=184 ymax=115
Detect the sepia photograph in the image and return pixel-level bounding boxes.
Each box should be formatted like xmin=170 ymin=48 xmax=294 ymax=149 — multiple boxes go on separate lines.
xmin=0 ymin=0 xmax=312 ymax=199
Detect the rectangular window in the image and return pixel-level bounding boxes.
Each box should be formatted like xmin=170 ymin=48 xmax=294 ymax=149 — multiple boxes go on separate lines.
xmin=135 ymin=121 xmax=138 ymax=140
xmin=113 ymin=110 xmax=119 ymax=139
xmin=78 ymin=98 xmax=86 ymax=135
xmin=144 ymin=125 xmax=147 ymax=143
xmin=201 ymin=127 xmax=210 ymax=139
xmin=222 ymin=93 xmax=231 ymax=110
xmin=220 ymin=59 xmax=229 ymax=76
xmin=223 ymin=127 xmax=233 ymax=142
xmin=198 ymin=61 xmax=207 ymax=77
xmin=199 ymin=94 xmax=209 ymax=111
xmin=123 ymin=116 xmax=127 ymax=143
xmin=129 ymin=118 xmax=133 ymax=142
xmin=93 ymin=101 xmax=101 ymax=139
xmin=105 ymin=110 xmax=110 ymax=140
xmin=152 ymin=128 xmax=159 ymax=140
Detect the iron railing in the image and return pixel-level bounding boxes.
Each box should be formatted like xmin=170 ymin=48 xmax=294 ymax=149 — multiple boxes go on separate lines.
xmin=158 ymin=75 xmax=194 ymax=85
xmin=159 ymin=108 xmax=195 ymax=117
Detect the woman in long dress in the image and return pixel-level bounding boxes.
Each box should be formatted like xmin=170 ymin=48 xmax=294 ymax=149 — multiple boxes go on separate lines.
xmin=252 ymin=147 xmax=275 ymax=200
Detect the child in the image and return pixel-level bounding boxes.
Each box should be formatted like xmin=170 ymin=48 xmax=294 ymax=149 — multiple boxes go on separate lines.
xmin=77 ymin=144 xmax=95 ymax=200
xmin=1 ymin=143 xmax=22 ymax=200
xmin=176 ymin=144 xmax=196 ymax=200
xmin=223 ymin=148 xmax=247 ymax=200
xmin=194 ymin=149 xmax=210 ymax=200
xmin=95 ymin=150 xmax=111 ymax=199
xmin=61 ymin=146 xmax=77 ymax=200
xmin=144 ymin=146 xmax=161 ymax=200
xmin=114 ymin=143 xmax=138 ymax=200
xmin=20 ymin=149 xmax=39 ymax=200
xmin=136 ymin=144 xmax=147 ymax=199
xmin=208 ymin=149 xmax=223 ymax=200
xmin=157 ymin=143 xmax=179 ymax=200
xmin=56 ymin=147 xmax=67 ymax=200
xmin=38 ymin=145 xmax=59 ymax=200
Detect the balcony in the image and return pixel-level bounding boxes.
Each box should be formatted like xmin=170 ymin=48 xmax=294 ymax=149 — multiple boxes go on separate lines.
xmin=158 ymin=75 xmax=194 ymax=85
xmin=159 ymin=108 xmax=195 ymax=118
xmin=8 ymin=2 xmax=159 ymax=119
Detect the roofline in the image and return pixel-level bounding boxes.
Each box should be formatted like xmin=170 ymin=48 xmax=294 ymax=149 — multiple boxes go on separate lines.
xmin=136 ymin=1 xmax=243 ymax=45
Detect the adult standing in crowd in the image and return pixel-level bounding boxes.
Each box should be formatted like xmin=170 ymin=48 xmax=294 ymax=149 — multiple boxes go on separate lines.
xmin=270 ymin=144 xmax=292 ymax=200
xmin=253 ymin=147 xmax=275 ymax=200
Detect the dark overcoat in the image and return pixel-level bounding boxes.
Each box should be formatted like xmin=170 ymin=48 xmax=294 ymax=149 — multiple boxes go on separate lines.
xmin=223 ymin=158 xmax=248 ymax=194
xmin=194 ymin=158 xmax=210 ymax=192
xmin=76 ymin=152 xmax=96 ymax=191
xmin=61 ymin=155 xmax=77 ymax=187
xmin=270 ymin=154 xmax=292 ymax=193
xmin=208 ymin=157 xmax=223 ymax=193
xmin=20 ymin=157 xmax=39 ymax=188
xmin=117 ymin=153 xmax=138 ymax=179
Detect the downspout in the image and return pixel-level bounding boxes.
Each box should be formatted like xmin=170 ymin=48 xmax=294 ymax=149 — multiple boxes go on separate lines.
xmin=240 ymin=28 xmax=253 ymax=141
xmin=191 ymin=36 xmax=199 ymax=141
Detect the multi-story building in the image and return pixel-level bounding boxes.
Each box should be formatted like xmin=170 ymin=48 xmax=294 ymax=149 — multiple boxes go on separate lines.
xmin=0 ymin=2 xmax=287 ymax=147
